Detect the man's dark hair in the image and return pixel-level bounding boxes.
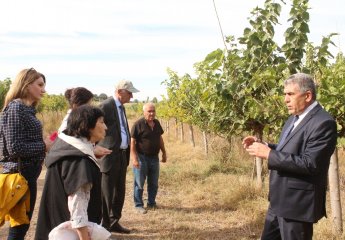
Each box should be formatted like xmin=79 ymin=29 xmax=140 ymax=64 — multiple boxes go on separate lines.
xmin=65 ymin=105 xmax=104 ymax=139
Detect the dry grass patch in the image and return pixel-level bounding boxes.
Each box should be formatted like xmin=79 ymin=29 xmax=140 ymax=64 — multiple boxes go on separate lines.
xmin=37 ymin=111 xmax=65 ymax=136
xmin=149 ymin=137 xmax=345 ymax=239
xmin=1 ymin=113 xmax=344 ymax=239
xmin=184 ymin=174 xmax=263 ymax=210
xmin=139 ymin=140 xmax=267 ymax=239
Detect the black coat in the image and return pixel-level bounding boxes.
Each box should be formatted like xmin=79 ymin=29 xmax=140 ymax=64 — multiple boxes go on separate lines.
xmin=267 ymin=104 xmax=337 ymax=223
xmin=98 ymin=97 xmax=130 ymax=172
xmin=34 ymin=138 xmax=101 ymax=240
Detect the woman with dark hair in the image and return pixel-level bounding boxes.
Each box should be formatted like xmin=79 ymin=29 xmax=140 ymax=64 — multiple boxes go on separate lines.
xmin=0 ymin=68 xmax=53 ymax=240
xmin=55 ymin=87 xmax=111 ymax=159
xmin=35 ymin=105 xmax=110 ymax=240
xmin=58 ymin=87 xmax=94 ymax=133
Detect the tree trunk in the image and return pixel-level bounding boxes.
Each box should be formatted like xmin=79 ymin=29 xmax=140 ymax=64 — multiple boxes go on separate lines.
xmin=328 ymin=148 xmax=343 ymax=235
xmin=180 ymin=122 xmax=184 ymax=142
xmin=166 ymin=120 xmax=170 ymax=136
xmin=202 ymin=131 xmax=208 ymax=155
xmin=255 ymin=156 xmax=263 ymax=189
xmin=189 ymin=124 xmax=195 ymax=147
xmin=254 ymin=130 xmax=263 ymax=189
xmin=175 ymin=118 xmax=178 ymax=140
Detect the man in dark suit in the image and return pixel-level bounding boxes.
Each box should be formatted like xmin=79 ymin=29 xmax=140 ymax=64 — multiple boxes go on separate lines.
xmin=98 ymin=80 xmax=139 ymax=234
xmin=243 ymin=73 xmax=337 ymax=240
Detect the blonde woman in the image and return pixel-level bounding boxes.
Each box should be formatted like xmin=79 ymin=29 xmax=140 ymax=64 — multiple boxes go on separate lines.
xmin=0 ymin=68 xmax=53 ymax=240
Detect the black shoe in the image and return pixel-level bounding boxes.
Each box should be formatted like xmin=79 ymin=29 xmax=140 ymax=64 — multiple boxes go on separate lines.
xmin=147 ymin=204 xmax=158 ymax=210
xmin=109 ymin=222 xmax=131 ymax=234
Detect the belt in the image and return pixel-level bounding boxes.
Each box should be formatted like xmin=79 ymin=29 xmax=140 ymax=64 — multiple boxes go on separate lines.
xmin=138 ymin=152 xmax=158 ymax=157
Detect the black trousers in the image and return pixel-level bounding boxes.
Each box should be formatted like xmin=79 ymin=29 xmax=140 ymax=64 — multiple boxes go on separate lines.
xmin=8 ymin=163 xmax=42 ymax=240
xmin=101 ymin=150 xmax=128 ymax=229
xmin=261 ymin=206 xmax=313 ymax=240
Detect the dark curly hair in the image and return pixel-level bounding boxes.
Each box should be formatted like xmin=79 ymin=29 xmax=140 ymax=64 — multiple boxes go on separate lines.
xmin=64 ymin=105 xmax=104 ymax=139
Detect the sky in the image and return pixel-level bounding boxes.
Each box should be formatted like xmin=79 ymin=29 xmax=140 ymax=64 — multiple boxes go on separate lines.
xmin=0 ymin=0 xmax=344 ymax=100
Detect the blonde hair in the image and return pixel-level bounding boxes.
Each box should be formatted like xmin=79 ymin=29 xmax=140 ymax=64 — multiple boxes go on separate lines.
xmin=3 ymin=68 xmax=45 ymax=110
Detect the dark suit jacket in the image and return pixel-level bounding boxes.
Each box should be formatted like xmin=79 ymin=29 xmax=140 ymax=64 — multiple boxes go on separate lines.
xmin=267 ymin=103 xmax=337 ymax=223
xmin=98 ymin=97 xmax=130 ymax=173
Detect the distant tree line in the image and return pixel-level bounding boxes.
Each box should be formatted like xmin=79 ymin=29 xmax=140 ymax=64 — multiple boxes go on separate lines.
xmin=0 ymin=78 xmax=11 ymax=109
xmin=0 ymin=79 xmax=160 ymax=112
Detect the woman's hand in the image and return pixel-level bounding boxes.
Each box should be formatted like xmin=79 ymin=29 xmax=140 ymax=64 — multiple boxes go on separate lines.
xmin=44 ymin=137 xmax=54 ymax=152
xmin=94 ymin=145 xmax=112 ymax=159
xmin=76 ymin=226 xmax=91 ymax=240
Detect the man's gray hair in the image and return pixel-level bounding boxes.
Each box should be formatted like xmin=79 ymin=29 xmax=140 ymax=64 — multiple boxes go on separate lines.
xmin=143 ymin=102 xmax=155 ymax=111
xmin=284 ymin=73 xmax=317 ymax=100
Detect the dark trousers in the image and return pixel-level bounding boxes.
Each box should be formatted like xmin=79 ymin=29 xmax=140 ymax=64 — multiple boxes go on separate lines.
xmin=261 ymin=207 xmax=313 ymax=240
xmin=7 ymin=164 xmax=42 ymax=240
xmin=101 ymin=150 xmax=128 ymax=229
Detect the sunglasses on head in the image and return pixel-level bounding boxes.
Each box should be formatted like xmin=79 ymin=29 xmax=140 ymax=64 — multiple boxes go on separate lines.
xmin=22 ymin=67 xmax=35 ymax=81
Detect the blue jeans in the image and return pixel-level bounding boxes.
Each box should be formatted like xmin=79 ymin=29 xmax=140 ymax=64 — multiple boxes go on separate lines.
xmin=7 ymin=163 xmax=42 ymax=240
xmin=133 ymin=154 xmax=159 ymax=207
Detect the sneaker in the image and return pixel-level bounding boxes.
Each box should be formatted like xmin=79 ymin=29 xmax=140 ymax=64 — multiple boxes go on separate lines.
xmin=135 ymin=207 xmax=147 ymax=214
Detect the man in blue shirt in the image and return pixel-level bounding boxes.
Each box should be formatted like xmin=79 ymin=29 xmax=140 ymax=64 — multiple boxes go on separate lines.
xmin=98 ymin=80 xmax=139 ymax=234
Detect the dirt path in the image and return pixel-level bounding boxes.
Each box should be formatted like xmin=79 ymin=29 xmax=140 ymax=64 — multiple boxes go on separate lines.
xmin=0 ymin=156 xmax=263 ymax=240
xmin=1 ymin=168 xmax=207 ymax=240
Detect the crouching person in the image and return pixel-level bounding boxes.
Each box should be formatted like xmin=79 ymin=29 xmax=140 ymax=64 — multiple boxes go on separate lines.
xmin=35 ymin=105 xmax=111 ymax=240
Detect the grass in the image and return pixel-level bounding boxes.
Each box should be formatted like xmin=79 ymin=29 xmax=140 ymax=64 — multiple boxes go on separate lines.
xmin=147 ymin=136 xmax=345 ymax=239
xmin=1 ymin=111 xmax=343 ymax=239
xmin=121 ymin=140 xmax=268 ymax=239
xmin=38 ymin=113 xmax=345 ymax=239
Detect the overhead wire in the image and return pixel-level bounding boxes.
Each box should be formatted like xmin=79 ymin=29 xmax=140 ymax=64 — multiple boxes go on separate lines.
xmin=212 ymin=0 xmax=228 ymax=51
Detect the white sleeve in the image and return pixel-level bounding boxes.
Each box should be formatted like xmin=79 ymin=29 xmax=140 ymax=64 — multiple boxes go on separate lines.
xmin=68 ymin=183 xmax=92 ymax=229
xmin=58 ymin=111 xmax=71 ymax=134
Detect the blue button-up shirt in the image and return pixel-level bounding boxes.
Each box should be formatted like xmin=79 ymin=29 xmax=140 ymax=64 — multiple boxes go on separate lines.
xmin=113 ymin=97 xmax=129 ymax=149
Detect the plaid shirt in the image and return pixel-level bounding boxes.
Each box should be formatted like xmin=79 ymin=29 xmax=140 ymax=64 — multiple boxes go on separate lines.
xmin=0 ymin=100 xmax=45 ymax=173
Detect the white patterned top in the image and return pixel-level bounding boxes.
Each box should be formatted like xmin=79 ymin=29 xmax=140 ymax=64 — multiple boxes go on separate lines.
xmin=68 ymin=183 xmax=91 ymax=229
